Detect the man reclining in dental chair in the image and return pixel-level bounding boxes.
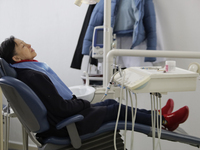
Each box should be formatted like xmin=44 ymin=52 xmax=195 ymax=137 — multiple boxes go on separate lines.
xmin=0 ymin=36 xmax=189 ymax=141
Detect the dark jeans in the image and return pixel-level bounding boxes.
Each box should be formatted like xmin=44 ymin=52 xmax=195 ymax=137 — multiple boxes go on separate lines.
xmin=92 ymin=99 xmax=154 ymax=126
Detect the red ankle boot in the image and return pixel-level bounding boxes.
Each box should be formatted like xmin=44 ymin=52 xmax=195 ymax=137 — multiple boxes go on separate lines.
xmin=159 ymin=99 xmax=174 ymax=115
xmin=163 ymin=106 xmax=189 ymax=131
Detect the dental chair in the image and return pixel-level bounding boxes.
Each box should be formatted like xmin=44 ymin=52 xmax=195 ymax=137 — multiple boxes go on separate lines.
xmin=0 ymin=58 xmax=126 ymax=150
xmin=0 ymin=58 xmax=200 ymax=150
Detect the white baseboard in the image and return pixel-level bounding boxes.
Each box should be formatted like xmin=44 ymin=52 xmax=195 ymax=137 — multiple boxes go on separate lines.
xmin=8 ymin=141 xmax=37 ymax=150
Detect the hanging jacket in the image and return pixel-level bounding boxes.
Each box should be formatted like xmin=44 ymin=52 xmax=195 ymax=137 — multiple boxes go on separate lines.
xmin=70 ymin=5 xmax=97 ymax=70
xmin=82 ymin=0 xmax=157 ymax=62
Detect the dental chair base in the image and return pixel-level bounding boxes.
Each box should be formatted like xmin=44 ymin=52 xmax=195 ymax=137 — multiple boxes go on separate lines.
xmin=37 ymin=121 xmax=200 ymax=150
xmin=39 ymin=131 xmax=125 ymax=150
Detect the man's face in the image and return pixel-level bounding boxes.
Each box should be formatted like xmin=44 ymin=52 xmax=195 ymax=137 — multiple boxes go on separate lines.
xmin=12 ymin=38 xmax=37 ymax=62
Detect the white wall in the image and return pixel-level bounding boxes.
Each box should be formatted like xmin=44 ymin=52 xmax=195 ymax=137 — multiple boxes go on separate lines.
xmin=0 ymin=0 xmax=200 ymax=150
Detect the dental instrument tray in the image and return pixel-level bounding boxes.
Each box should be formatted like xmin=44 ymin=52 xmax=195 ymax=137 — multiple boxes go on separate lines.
xmin=113 ymin=67 xmax=199 ymax=93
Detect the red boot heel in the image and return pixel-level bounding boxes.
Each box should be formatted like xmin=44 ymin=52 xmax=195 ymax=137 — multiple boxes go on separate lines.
xmin=158 ymin=98 xmax=174 ymax=115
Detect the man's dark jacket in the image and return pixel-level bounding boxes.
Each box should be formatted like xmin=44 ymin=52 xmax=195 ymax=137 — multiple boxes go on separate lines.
xmin=15 ymin=68 xmax=107 ymax=138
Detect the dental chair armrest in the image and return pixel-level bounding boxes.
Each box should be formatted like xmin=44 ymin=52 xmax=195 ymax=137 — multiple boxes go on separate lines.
xmin=56 ymin=114 xmax=84 ymax=149
xmin=56 ymin=114 xmax=84 ymax=130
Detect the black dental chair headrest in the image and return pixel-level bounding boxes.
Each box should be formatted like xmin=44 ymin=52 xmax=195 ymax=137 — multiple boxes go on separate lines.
xmin=0 ymin=58 xmax=17 ymax=78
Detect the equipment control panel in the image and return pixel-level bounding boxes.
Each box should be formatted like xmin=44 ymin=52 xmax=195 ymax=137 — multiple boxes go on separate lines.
xmin=92 ymin=26 xmax=104 ymax=58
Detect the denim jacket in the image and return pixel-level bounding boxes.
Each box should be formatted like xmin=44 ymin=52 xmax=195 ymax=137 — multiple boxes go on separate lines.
xmin=82 ymin=0 xmax=157 ymax=62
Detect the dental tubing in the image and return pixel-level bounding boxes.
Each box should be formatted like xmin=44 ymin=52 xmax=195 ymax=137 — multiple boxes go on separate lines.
xmin=104 ymin=69 xmax=162 ymax=150
xmin=113 ymin=71 xmax=138 ymax=150
xmin=151 ymin=93 xmax=162 ymax=150
xmin=156 ymin=94 xmax=162 ymax=150
xmin=114 ymin=71 xmax=125 ymax=150
xmin=151 ymin=93 xmax=156 ymax=149
xmin=129 ymin=90 xmax=138 ymax=150
xmin=100 ymin=71 xmax=120 ymax=101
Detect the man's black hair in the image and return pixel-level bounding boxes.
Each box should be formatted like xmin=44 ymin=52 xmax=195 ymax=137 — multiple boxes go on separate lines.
xmin=0 ymin=36 xmax=16 ymax=64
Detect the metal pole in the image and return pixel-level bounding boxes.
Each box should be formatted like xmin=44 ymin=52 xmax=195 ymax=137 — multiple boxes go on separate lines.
xmin=103 ymin=0 xmax=112 ymax=87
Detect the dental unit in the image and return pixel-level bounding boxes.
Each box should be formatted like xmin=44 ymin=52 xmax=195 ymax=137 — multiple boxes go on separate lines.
xmin=74 ymin=0 xmax=200 ymax=149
